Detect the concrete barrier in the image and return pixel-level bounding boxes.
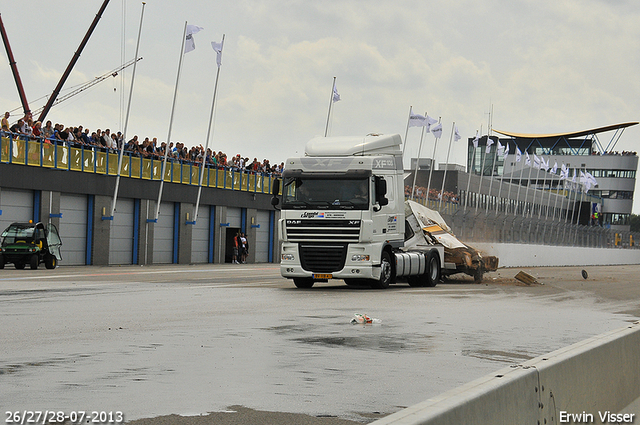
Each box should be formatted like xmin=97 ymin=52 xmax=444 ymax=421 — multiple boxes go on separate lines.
xmin=473 ymin=242 xmax=640 ymax=268
xmin=372 ymin=321 xmax=640 ymax=425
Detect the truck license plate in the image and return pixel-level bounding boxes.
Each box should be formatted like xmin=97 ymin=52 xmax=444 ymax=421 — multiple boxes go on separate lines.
xmin=313 ymin=273 xmax=332 ymax=279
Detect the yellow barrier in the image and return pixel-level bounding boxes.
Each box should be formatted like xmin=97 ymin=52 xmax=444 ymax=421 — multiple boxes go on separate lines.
xmin=96 ymin=151 xmax=107 ymax=174
xmin=42 ymin=143 xmax=55 ymax=168
xmin=12 ymin=139 xmax=27 ymax=165
xmin=108 ymin=153 xmax=119 ymax=175
xmin=142 ymin=158 xmax=152 ymax=180
xmin=0 ymin=136 xmax=9 ymax=162
xmin=1 ymin=136 xmax=282 ymax=199
xmin=27 ymin=141 xmax=41 ymax=166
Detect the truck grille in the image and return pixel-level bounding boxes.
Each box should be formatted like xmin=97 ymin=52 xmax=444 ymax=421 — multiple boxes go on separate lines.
xmin=299 ymin=243 xmax=347 ymax=273
xmin=286 ymin=219 xmax=360 ymax=243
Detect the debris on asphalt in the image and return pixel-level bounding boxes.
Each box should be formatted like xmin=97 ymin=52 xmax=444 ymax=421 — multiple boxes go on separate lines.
xmin=514 ymin=271 xmax=538 ymax=285
xmin=350 ymin=313 xmax=382 ymax=324
xmin=582 ymin=269 xmax=589 ymax=279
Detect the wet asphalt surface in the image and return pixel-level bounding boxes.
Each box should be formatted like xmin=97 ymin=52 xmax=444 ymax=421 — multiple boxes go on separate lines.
xmin=1 ymin=263 xmax=639 ymax=424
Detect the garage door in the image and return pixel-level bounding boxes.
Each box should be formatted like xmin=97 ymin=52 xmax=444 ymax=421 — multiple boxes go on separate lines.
xmin=0 ymin=189 xmax=33 ymax=232
xmin=109 ymin=198 xmax=135 ymax=265
xmin=59 ymin=194 xmax=88 ymax=265
xmin=255 ymin=210 xmax=270 ymax=263
xmin=153 ymin=202 xmax=174 ymax=264
xmin=226 ymin=207 xmax=241 ymax=228
xmin=191 ymin=205 xmax=210 ymax=263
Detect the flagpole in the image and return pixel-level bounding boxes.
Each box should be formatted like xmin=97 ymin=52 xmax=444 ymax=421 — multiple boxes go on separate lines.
xmin=191 ymin=34 xmax=224 ymax=225
xmin=110 ymin=1 xmax=146 ymax=218
xmin=475 ymin=124 xmax=484 ymax=214
xmin=505 ymin=145 xmax=516 ymax=215
xmin=538 ymin=160 xmax=548 ymax=219
xmin=522 ymin=158 xmax=534 ymax=217
xmin=485 ymin=139 xmax=499 ymax=214
xmin=530 ymin=165 xmax=542 ymax=218
xmin=439 ymin=122 xmax=456 ymax=210
xmin=324 ymin=76 xmax=336 ymax=137
xmin=155 ymin=21 xmax=188 ymax=221
xmin=425 ymin=117 xmax=441 ymax=207
xmin=402 ymin=106 xmax=412 ymax=158
xmin=495 ymin=145 xmax=506 ymax=216
xmin=544 ymin=163 xmax=555 ymax=220
xmin=411 ymin=118 xmax=427 ymax=201
xmin=464 ymin=131 xmax=478 ymax=213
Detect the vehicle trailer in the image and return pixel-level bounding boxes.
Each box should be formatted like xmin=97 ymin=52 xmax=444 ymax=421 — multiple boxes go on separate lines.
xmin=271 ymin=133 xmax=444 ymax=289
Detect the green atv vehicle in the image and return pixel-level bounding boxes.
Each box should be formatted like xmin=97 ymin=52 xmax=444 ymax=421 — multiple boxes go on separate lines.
xmin=0 ymin=222 xmax=63 ymax=270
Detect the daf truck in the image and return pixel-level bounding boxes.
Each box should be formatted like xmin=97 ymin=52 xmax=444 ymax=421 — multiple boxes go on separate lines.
xmin=271 ymin=133 xmax=445 ymax=289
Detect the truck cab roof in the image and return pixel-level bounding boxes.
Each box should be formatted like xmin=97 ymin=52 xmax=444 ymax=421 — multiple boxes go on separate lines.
xmin=305 ymin=133 xmax=402 ymax=157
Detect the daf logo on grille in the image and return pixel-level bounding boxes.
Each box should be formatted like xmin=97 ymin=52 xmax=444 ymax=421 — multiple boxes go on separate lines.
xmin=286 ymin=220 xmax=302 ymax=225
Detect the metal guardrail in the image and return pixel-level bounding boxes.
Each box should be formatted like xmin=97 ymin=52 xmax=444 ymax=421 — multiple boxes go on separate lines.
xmin=0 ymin=132 xmax=277 ymax=194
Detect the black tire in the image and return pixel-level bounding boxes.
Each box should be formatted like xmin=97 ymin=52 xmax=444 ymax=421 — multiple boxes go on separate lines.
xmin=15 ymin=262 xmax=25 ymax=270
xmin=473 ymin=265 xmax=484 ymax=283
xmin=30 ymin=254 xmax=39 ymax=270
xmin=425 ymin=250 xmax=441 ymax=287
xmin=293 ymin=277 xmax=314 ymax=288
xmin=0 ymin=254 xmax=4 ymax=269
xmin=370 ymin=251 xmax=392 ymax=289
xmin=407 ymin=275 xmax=422 ymax=287
xmin=45 ymin=254 xmax=57 ymax=269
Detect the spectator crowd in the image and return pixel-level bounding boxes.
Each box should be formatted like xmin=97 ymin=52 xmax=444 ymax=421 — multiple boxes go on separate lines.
xmin=1 ymin=111 xmax=284 ymax=175
xmin=404 ymin=185 xmax=459 ymax=204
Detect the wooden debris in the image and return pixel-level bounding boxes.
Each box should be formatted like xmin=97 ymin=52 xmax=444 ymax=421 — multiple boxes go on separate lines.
xmin=514 ymin=271 xmax=538 ymax=285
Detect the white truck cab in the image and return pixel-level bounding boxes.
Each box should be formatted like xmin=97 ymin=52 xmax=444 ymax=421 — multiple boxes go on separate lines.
xmin=272 ymin=133 xmax=443 ymax=289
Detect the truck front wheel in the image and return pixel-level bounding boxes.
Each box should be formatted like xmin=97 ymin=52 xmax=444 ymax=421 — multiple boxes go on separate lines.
xmin=425 ymin=250 xmax=441 ymax=287
xmin=370 ymin=251 xmax=392 ymax=289
xmin=293 ymin=277 xmax=315 ymax=288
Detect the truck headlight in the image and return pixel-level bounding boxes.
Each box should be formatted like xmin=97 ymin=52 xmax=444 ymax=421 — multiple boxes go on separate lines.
xmin=351 ymin=254 xmax=370 ymax=262
xmin=281 ymin=254 xmax=295 ymax=261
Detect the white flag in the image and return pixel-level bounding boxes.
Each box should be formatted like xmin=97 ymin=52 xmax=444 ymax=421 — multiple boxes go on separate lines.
xmin=496 ymin=141 xmax=505 ymax=157
xmin=211 ymin=39 xmax=224 ymax=67
xmin=472 ymin=134 xmax=479 ymax=149
xmin=485 ymin=137 xmax=494 ymax=154
xmin=502 ymin=142 xmax=510 ymax=160
xmin=533 ymin=154 xmax=542 ymax=169
xmin=516 ymin=146 xmax=522 ymax=162
xmin=454 ymin=126 xmax=461 ymax=141
xmin=572 ymin=169 xmax=577 ymax=183
xmin=586 ymin=172 xmax=597 ymax=187
xmin=332 ymin=83 xmax=340 ymax=103
xmin=431 ymin=122 xmax=443 ymax=138
xmin=185 ymin=25 xmax=204 ymax=54
xmin=426 ymin=115 xmax=438 ymax=132
xmin=408 ymin=107 xmax=427 ymax=127
xmin=525 ymin=152 xmax=531 ymax=166
xmin=551 ymin=161 xmax=558 ymax=174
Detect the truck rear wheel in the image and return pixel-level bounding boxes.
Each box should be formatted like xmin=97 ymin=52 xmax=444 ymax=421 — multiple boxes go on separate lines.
xmin=370 ymin=251 xmax=392 ymax=289
xmin=293 ymin=277 xmax=315 ymax=288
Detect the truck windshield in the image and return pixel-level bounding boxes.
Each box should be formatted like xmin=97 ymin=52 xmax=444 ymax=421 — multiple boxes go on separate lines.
xmin=282 ymin=177 xmax=369 ymax=210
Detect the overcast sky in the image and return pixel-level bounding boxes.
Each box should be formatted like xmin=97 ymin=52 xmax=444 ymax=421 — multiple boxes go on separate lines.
xmin=1 ymin=0 xmax=639 ymax=212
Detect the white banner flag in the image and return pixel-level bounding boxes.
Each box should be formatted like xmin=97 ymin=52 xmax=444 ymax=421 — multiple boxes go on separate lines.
xmin=185 ymin=25 xmax=204 ymax=53
xmin=408 ymin=107 xmax=427 ymax=127
xmin=516 ymin=146 xmax=522 ymax=162
xmin=472 ymin=134 xmax=479 ymax=149
xmin=454 ymin=126 xmax=461 ymax=141
xmin=551 ymin=161 xmax=558 ymax=174
xmin=211 ymin=39 xmax=224 ymax=67
xmin=485 ymin=137 xmax=494 ymax=154
xmin=431 ymin=122 xmax=443 ymax=138
xmin=332 ymin=83 xmax=341 ymax=103
xmin=525 ymin=152 xmax=531 ymax=166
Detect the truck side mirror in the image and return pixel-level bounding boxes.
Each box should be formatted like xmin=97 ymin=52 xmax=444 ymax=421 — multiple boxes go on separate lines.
xmin=374 ymin=176 xmax=388 ymax=208
xmin=271 ymin=179 xmax=281 ymax=206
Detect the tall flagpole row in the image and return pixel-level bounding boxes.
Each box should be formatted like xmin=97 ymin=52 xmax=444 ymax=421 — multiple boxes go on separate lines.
xmin=439 ymin=122 xmax=456 ymax=210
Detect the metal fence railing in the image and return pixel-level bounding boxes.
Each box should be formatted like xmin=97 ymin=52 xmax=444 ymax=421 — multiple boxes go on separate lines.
xmin=0 ymin=132 xmax=278 ymax=194
xmin=408 ymin=196 xmax=639 ymax=250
